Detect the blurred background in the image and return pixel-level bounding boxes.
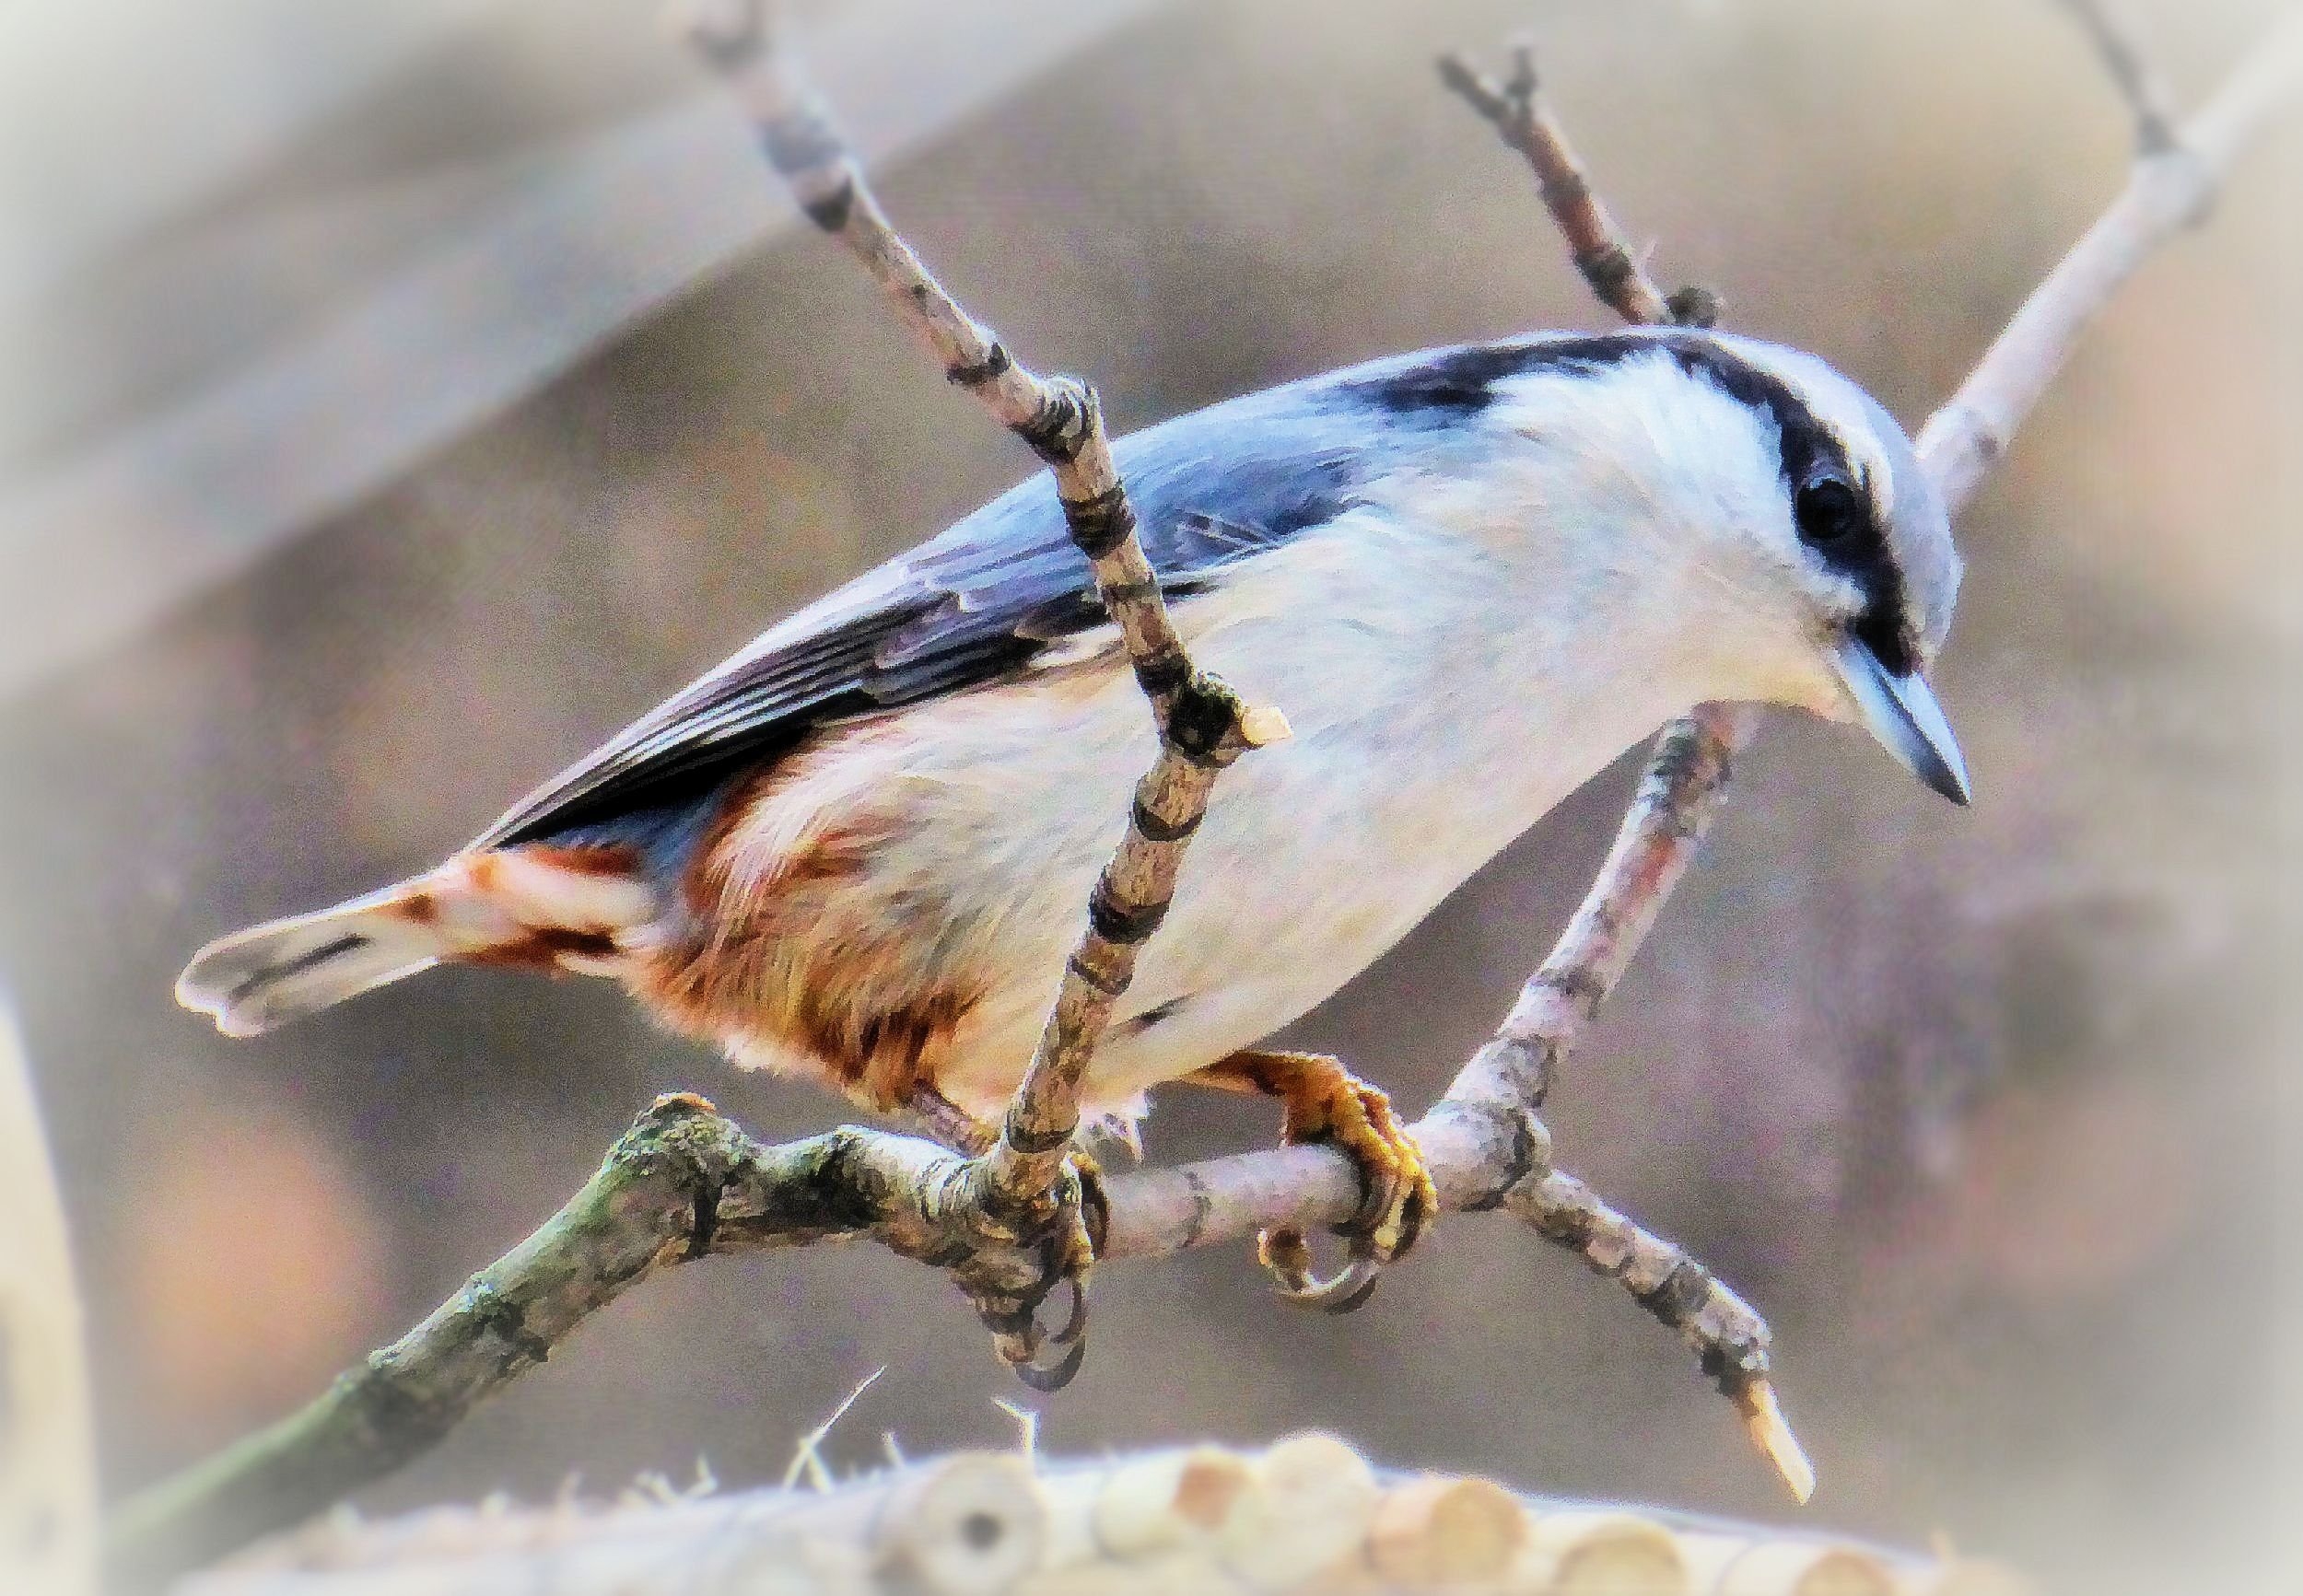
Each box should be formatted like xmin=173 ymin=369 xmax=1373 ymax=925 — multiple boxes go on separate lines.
xmin=2 ymin=0 xmax=2296 ymax=1590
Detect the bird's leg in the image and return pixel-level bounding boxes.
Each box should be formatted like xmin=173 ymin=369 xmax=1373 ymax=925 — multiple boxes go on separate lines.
xmin=905 ymin=1083 xmax=999 ymax=1156
xmin=1183 ymin=1050 xmax=1436 ymax=1311
xmin=904 ymin=1085 xmax=1107 ymax=1390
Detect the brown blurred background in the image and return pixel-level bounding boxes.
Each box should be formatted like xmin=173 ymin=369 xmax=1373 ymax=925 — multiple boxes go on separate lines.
xmin=3 ymin=0 xmax=2297 ymax=1591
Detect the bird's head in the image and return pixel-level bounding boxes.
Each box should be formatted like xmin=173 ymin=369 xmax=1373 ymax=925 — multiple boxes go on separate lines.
xmin=1689 ymin=330 xmax=1969 ymax=804
xmin=1411 ymin=328 xmax=1970 ymax=805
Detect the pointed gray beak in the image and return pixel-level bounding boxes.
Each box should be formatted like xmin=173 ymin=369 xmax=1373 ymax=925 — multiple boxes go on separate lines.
xmin=1829 ymin=634 xmax=1972 ymax=807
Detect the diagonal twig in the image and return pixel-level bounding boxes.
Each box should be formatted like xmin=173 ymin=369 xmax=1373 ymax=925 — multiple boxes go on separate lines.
xmin=1434 ymin=37 xmax=1799 ymax=1485
xmin=1437 ymin=41 xmax=1719 ymax=330
xmin=103 ymin=8 xmax=2303 ymax=1589
xmin=2056 ymin=0 xmax=2183 ymax=153
xmin=679 ymin=0 xmax=1288 ymax=1358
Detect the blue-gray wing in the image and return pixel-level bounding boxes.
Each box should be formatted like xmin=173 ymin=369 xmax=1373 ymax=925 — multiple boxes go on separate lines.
xmin=472 ymin=384 xmax=1375 ymax=849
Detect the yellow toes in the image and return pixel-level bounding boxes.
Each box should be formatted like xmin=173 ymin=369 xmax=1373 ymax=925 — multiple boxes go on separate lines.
xmin=1188 ymin=1050 xmax=1432 ymax=1305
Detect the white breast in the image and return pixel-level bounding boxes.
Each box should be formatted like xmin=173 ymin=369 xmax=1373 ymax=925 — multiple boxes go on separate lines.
xmin=863 ymin=484 xmax=1720 ymax=1118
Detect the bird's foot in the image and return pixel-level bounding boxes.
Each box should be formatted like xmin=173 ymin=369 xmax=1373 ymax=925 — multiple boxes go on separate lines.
xmin=899 ymin=1087 xmax=1111 ymax=1388
xmin=935 ymin=1145 xmax=1107 ymax=1392
xmin=1199 ymin=1050 xmax=1436 ymax=1312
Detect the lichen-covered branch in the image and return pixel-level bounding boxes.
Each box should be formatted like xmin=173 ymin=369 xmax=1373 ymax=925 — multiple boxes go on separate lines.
xmin=107 ymin=1095 xmax=997 ymax=1590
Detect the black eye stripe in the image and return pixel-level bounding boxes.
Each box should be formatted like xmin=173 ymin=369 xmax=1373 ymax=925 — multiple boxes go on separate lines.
xmin=1336 ymin=329 xmax=1922 ymax=674
xmin=1660 ymin=339 xmax=1917 ymax=675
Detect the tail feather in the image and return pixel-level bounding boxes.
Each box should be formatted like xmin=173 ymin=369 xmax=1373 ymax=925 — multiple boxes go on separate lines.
xmin=178 ymin=845 xmax=658 ymax=1038
xmin=175 ymin=888 xmax=447 ymax=1038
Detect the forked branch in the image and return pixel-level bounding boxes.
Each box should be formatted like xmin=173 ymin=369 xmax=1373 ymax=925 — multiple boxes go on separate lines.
xmin=104 ymin=6 xmax=2302 ymax=1590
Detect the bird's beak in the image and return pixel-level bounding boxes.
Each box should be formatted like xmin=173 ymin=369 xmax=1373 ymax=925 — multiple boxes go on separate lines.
xmin=1829 ymin=633 xmax=1972 ymax=807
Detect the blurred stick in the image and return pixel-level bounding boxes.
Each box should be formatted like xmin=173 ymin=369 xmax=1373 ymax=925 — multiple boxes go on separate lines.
xmin=0 ymin=997 xmax=100 ymax=1596
xmin=105 ymin=8 xmax=2302 ymax=1589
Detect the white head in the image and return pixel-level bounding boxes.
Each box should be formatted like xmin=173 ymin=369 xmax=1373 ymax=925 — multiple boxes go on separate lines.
xmin=1346 ymin=328 xmax=1970 ymax=803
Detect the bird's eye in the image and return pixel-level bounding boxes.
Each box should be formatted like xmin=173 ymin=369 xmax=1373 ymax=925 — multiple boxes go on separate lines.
xmin=1795 ymin=476 xmax=1863 ymax=546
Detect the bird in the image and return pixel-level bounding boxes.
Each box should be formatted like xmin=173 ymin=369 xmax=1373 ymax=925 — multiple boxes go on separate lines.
xmin=177 ymin=325 xmax=1969 ymax=1296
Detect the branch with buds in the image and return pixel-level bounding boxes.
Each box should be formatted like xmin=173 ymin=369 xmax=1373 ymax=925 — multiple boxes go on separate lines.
xmin=103 ymin=2 xmax=2303 ymax=1589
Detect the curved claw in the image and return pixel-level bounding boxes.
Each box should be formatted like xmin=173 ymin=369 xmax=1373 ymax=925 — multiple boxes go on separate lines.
xmin=967 ymin=1150 xmax=1099 ymax=1388
xmin=1010 ymin=1333 xmax=1088 ymax=1392
xmin=1211 ymin=1050 xmax=1434 ymax=1312
xmin=1246 ymin=1123 xmax=1430 ymax=1314
xmin=1045 ymin=1274 xmax=1090 ymax=1346
xmin=1274 ymin=1253 xmax=1385 ymax=1314
xmin=987 ymin=1273 xmax=1089 ymax=1388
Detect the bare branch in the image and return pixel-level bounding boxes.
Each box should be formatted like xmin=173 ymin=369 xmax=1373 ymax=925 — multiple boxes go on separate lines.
xmin=1430 ymin=52 xmax=1786 ymax=1464
xmin=1439 ymin=705 xmax=1753 ymax=1122
xmin=1919 ymin=6 xmax=2303 ymax=510
xmin=1437 ymin=41 xmax=1718 ymax=329
xmin=1434 ymin=36 xmax=1750 ymax=1143
xmin=1511 ymin=1169 xmax=1815 ymax=1504
xmin=2056 ymin=0 xmax=2183 ymax=153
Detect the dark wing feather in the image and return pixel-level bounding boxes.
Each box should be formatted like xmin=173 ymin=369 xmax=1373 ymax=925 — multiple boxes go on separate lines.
xmin=472 ymin=386 xmax=1368 ymax=849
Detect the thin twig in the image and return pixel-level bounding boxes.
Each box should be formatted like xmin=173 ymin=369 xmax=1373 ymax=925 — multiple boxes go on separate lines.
xmin=2056 ymin=0 xmax=2183 ymax=153
xmin=1437 ymin=41 xmax=1718 ymax=329
xmin=1512 ymin=1170 xmax=1815 ymax=1502
xmin=781 ymin=1367 xmax=883 ymax=1491
xmin=1429 ymin=44 xmax=1799 ymax=1482
xmin=104 ymin=11 xmax=2302 ymax=1589
xmin=1432 ymin=51 xmax=1788 ymax=1455
xmin=1439 ymin=705 xmax=1753 ymax=1123
xmin=681 ymin=0 xmax=1287 ymax=1226
xmin=1434 ymin=37 xmax=1751 ymax=1133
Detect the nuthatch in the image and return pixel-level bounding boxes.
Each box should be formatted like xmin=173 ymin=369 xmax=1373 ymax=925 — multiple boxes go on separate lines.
xmin=180 ymin=327 xmax=1968 ymax=1285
